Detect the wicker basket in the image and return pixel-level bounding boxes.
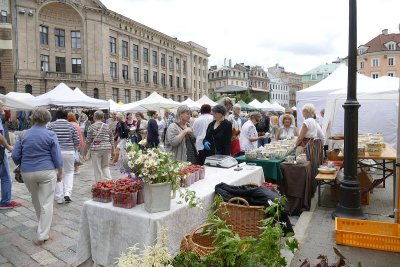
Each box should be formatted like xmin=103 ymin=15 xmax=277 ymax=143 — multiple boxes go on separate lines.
xmin=218 ymin=197 xmax=266 ymax=238
xmin=180 ymin=223 xmax=216 ymax=257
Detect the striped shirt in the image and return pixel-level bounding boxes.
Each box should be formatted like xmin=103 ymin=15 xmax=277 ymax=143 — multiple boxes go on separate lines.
xmin=47 ymin=119 xmax=79 ymax=151
xmin=86 ymin=122 xmax=113 ymax=151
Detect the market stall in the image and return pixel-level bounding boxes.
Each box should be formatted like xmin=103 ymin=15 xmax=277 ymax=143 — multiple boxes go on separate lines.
xmin=236 ymin=156 xmax=284 ymax=182
xmin=74 ymin=166 xmax=264 ymax=267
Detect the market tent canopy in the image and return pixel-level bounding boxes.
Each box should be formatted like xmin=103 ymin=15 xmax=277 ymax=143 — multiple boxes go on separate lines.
xmin=270 ymin=102 xmax=285 ymax=112
xmin=215 ymin=85 xmax=248 ymax=93
xmin=296 ymin=64 xmax=374 ymax=127
xmin=6 ymin=92 xmax=35 ymax=100
xmin=121 ymin=92 xmax=181 ymax=111
xmin=0 ymin=94 xmax=35 ymax=110
xmin=248 ymin=99 xmax=266 ymax=110
xmin=32 ymin=83 xmax=109 ymax=108
xmin=261 ymin=100 xmax=275 ymax=111
xmin=108 ymin=99 xmax=125 ymax=112
xmin=181 ymin=98 xmax=201 ymax=110
xmin=236 ymin=100 xmax=256 ymax=111
xmin=73 ymin=88 xmax=109 ymax=109
xmin=196 ymin=95 xmax=217 ymax=106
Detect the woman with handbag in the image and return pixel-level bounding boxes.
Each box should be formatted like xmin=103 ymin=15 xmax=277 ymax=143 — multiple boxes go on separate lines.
xmin=11 ymin=108 xmax=63 ymax=245
xmin=85 ymin=110 xmax=113 ymax=182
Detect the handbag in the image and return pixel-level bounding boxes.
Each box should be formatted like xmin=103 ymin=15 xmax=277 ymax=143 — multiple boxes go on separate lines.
xmin=14 ymin=131 xmax=26 ymax=183
xmin=84 ymin=123 xmax=104 ymax=161
xmin=0 ymin=146 xmax=5 ymax=165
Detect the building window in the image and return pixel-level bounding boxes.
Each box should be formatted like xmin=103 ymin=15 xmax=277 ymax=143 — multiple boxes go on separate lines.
xmin=176 ymin=58 xmax=180 ymax=70
xmin=183 ymin=60 xmax=187 ymax=73
xmin=360 ymin=61 xmax=365 ymax=69
xmin=176 ymin=77 xmax=180 ymax=88
xmin=146 ymin=91 xmax=151 ymax=97
xmin=93 ymin=88 xmax=99 ymax=99
xmin=388 ymin=43 xmax=396 ymax=50
xmin=110 ymin=37 xmax=116 ymax=53
xmin=169 ymin=75 xmax=173 ymax=87
xmin=39 ymin=26 xmax=48 ymax=45
xmin=135 ymin=90 xmax=141 ymax=101
xmin=161 ymin=73 xmax=166 ymax=86
xmin=153 ymin=71 xmax=158 ymax=84
xmin=183 ymin=78 xmax=186 ymax=89
xmin=72 ymin=58 xmax=81 ymax=73
xmin=372 ymin=59 xmax=379 ymax=67
xmin=310 ymin=74 xmax=317 ymax=80
xmin=177 ymin=95 xmax=181 ymax=102
xmin=122 ymin=64 xmax=129 ymax=80
xmin=169 ymin=56 xmax=173 ymax=69
xmin=0 ymin=86 xmax=5 ymax=95
xmin=163 ymin=93 xmax=167 ymax=98
xmin=71 ymin=31 xmax=81 ymax=48
xmin=199 ymin=81 xmax=201 ymax=89
xmin=194 ymin=67 xmax=196 ymax=74
xmin=371 ymin=73 xmax=379 ymax=79
xmin=184 ymin=96 xmax=188 ymax=100
xmin=25 ymin=84 xmax=32 ymax=94
xmin=388 ymin=57 xmax=395 ymax=66
xmin=55 ymin=57 xmax=66 ymax=72
xmin=110 ymin=62 xmax=117 ymax=78
xmin=152 ymin=51 xmax=158 ymax=65
xmin=55 ymin=28 xmax=65 ymax=47
xmin=161 ymin=53 xmax=166 ymax=67
xmin=134 ymin=67 xmax=140 ymax=81
xmin=144 ymin=69 xmax=149 ymax=83
xmin=133 ymin=44 xmax=139 ymax=60
xmin=112 ymin=88 xmax=119 ymax=102
xmin=0 ymin=10 xmax=7 ymax=23
xmin=143 ymin=48 xmax=149 ymax=63
xmin=124 ymin=89 xmax=131 ymax=103
xmin=387 ymin=71 xmax=395 ymax=77
xmin=193 ymin=79 xmax=196 ymax=88
xmin=170 ymin=95 xmax=174 ymax=101
xmin=122 ymin=41 xmax=128 ymax=57
xmin=40 ymin=54 xmax=49 ymax=71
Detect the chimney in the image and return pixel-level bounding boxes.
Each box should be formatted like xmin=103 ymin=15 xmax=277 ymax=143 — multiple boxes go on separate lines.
xmin=382 ymin=29 xmax=388 ymax=35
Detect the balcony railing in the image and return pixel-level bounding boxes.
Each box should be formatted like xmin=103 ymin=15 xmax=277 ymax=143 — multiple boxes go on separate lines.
xmin=43 ymin=72 xmax=82 ymax=80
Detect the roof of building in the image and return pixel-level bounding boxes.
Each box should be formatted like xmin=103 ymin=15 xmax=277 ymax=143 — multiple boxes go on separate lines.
xmin=302 ymin=63 xmax=343 ymax=75
xmin=361 ymin=33 xmax=400 ymax=53
xmin=215 ymin=85 xmax=248 ymax=93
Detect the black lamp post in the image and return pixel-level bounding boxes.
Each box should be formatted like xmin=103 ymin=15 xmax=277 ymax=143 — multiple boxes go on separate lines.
xmin=332 ymin=0 xmax=366 ymax=220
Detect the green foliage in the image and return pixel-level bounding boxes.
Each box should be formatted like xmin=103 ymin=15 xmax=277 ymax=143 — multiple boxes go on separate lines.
xmin=173 ymin=196 xmax=298 ymax=267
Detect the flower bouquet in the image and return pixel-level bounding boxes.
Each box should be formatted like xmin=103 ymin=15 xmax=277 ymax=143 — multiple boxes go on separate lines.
xmin=91 ymin=181 xmax=116 ymax=203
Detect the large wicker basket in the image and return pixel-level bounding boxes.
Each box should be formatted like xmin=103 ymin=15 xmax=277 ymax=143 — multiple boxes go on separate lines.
xmin=180 ymin=223 xmax=216 ymax=257
xmin=218 ymin=197 xmax=266 ymax=238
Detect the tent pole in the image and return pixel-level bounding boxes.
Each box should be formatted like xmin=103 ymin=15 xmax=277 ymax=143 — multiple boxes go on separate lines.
xmin=396 ymin=81 xmax=400 ymax=223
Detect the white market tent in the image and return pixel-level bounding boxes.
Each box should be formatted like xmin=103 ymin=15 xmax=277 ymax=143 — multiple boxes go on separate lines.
xmin=108 ymin=99 xmax=125 ymax=112
xmin=270 ymin=102 xmax=285 ymax=112
xmin=181 ymin=98 xmax=201 ymax=110
xmin=261 ymin=100 xmax=274 ymax=111
xmin=296 ymin=64 xmax=374 ymax=127
xmin=324 ymin=75 xmax=400 ymax=148
xmin=196 ymin=95 xmax=217 ymax=107
xmin=73 ymin=88 xmax=109 ymax=109
xmin=6 ymin=92 xmax=35 ymax=101
xmin=32 ymin=83 xmax=109 ymax=108
xmin=0 ymin=94 xmax=34 ymax=110
xmin=248 ymin=99 xmax=265 ymax=110
xmin=121 ymin=92 xmax=181 ymax=112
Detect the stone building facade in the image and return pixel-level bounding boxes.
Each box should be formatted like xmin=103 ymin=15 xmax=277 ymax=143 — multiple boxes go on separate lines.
xmin=207 ymin=63 xmax=249 ymax=96
xmin=268 ymin=64 xmax=301 ymax=107
xmin=0 ymin=0 xmax=13 ymax=95
xmin=249 ymin=65 xmax=269 ymax=92
xmin=3 ymin=0 xmax=209 ymax=102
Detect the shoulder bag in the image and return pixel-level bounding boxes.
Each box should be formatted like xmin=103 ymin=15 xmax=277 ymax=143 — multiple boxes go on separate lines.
xmin=14 ymin=131 xmax=26 ymax=183
xmin=84 ymin=123 xmax=104 ymax=161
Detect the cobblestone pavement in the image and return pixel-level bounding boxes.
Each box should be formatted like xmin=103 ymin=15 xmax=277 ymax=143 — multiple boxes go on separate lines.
xmin=290 ymin=167 xmax=400 ymax=267
xmin=0 ymin=159 xmax=123 ymax=267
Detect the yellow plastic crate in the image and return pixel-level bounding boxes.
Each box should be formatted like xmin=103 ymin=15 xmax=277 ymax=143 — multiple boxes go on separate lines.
xmin=335 ymin=217 xmax=400 ymax=252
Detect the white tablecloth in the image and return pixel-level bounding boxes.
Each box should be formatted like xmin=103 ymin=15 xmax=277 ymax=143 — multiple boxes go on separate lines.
xmin=74 ymin=166 xmax=264 ymax=267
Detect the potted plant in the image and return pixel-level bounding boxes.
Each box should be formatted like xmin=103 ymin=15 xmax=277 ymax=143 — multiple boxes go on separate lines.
xmin=125 ymin=142 xmax=187 ymax=213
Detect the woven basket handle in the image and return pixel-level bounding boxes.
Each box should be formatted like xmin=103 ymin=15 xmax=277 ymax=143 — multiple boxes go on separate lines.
xmin=189 ymin=223 xmax=213 ymax=239
xmin=228 ymin=197 xmax=250 ymax=206
xmin=331 ymin=142 xmax=341 ymax=150
xmin=243 ymin=182 xmax=258 ymax=187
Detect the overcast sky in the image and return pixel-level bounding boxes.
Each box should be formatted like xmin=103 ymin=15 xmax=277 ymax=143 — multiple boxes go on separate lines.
xmin=101 ymin=0 xmax=400 ymax=74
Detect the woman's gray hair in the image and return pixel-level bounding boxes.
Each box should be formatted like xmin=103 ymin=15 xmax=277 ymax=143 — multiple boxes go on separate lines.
xmin=249 ymin=111 xmax=261 ymax=121
xmin=175 ymin=105 xmax=191 ymax=123
xmin=302 ymin=103 xmax=316 ymax=119
xmin=212 ymin=104 xmax=227 ymax=116
xmin=31 ymin=107 xmax=52 ymax=125
xmin=93 ymin=110 xmax=104 ymax=121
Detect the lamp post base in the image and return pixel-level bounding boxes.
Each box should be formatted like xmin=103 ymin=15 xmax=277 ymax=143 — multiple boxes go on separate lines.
xmin=332 ymin=181 xmax=366 ymax=220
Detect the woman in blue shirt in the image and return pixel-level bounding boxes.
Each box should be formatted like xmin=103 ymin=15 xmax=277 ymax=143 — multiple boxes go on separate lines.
xmin=12 ymin=108 xmax=63 ymax=245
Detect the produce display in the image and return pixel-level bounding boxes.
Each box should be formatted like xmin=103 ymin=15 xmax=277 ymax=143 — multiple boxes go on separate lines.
xmin=180 ymin=165 xmax=205 ymax=187
xmin=245 ymin=138 xmax=297 ymax=160
xmin=91 ymin=181 xmax=116 ymax=203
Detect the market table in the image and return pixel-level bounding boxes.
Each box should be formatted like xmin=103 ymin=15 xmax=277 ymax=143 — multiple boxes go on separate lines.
xmin=73 ymin=166 xmax=264 ymax=267
xmin=279 ymin=161 xmax=313 ymax=215
xmin=236 ymin=156 xmax=284 ymax=182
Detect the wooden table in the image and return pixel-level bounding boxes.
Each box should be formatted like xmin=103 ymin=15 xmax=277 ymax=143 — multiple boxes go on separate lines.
xmin=315 ymin=167 xmax=340 ymax=206
xmin=357 ymin=143 xmax=396 ymax=209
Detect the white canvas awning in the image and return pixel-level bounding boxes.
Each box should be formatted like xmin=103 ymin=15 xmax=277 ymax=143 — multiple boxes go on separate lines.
xmin=121 ymin=92 xmax=181 ymax=112
xmin=73 ymin=88 xmax=109 ymax=109
xmin=0 ymin=94 xmax=34 ymax=110
xmin=6 ymin=92 xmax=35 ymax=100
xmin=270 ymin=102 xmax=285 ymax=112
xmin=196 ymin=95 xmax=217 ymax=107
xmin=248 ymin=99 xmax=265 ymax=110
xmin=181 ymin=98 xmax=201 ymax=110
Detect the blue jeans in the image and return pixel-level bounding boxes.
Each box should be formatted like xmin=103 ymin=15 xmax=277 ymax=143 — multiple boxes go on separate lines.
xmin=258 ymin=138 xmax=270 ymax=147
xmin=0 ymin=155 xmax=12 ymax=205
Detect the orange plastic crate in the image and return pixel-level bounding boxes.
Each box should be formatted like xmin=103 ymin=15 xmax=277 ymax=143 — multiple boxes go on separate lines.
xmin=335 ymin=217 xmax=400 ymax=252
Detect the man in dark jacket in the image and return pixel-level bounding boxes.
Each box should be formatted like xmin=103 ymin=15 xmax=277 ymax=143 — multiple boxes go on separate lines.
xmin=255 ymin=111 xmax=270 ymax=147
